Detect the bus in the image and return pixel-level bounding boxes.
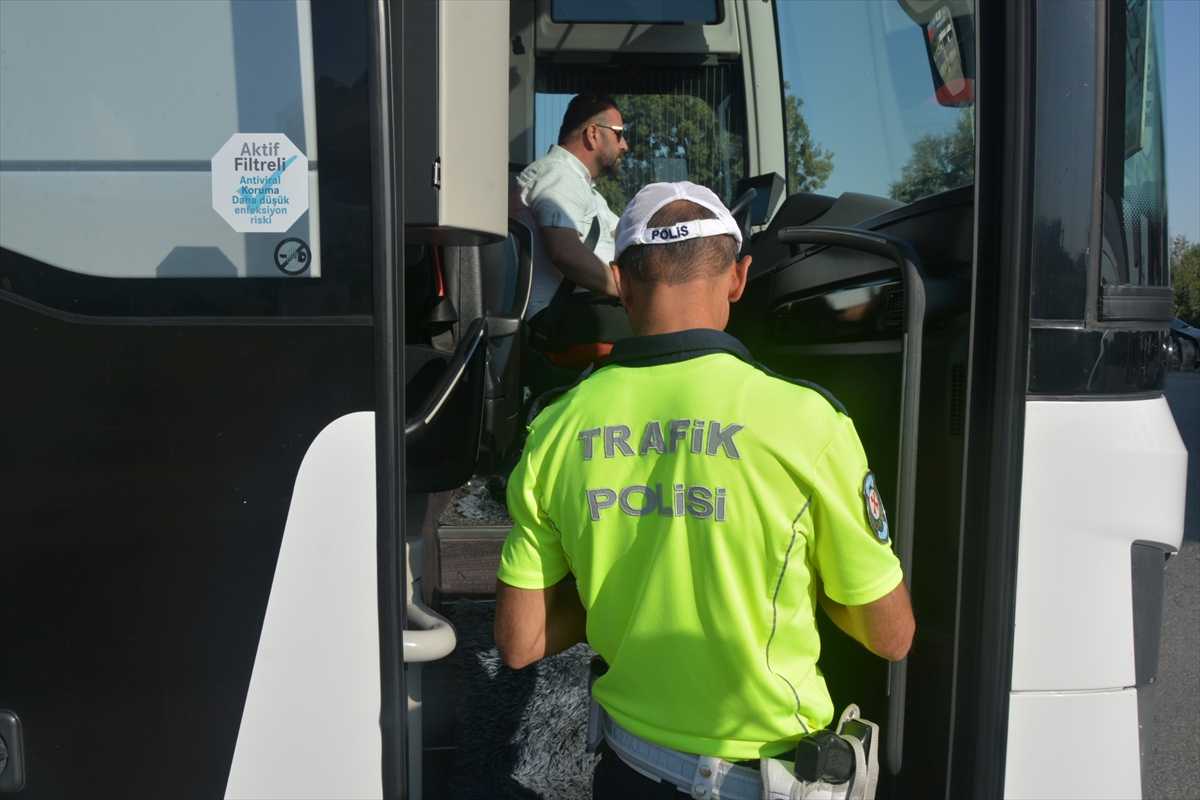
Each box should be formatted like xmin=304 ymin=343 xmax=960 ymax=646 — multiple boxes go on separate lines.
xmin=0 ymin=0 xmax=1191 ymax=797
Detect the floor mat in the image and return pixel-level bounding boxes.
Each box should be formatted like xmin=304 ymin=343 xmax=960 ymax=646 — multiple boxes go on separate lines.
xmin=448 ymin=600 xmax=600 ymax=800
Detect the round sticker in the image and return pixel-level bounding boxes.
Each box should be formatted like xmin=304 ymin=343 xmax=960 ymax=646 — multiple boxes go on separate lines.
xmin=862 ymin=472 xmax=889 ymax=544
xmin=274 ymin=238 xmax=311 ymax=276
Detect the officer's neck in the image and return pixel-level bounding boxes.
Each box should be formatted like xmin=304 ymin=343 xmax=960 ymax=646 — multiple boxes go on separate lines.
xmin=624 ymin=280 xmax=731 ymax=336
xmin=618 ymin=258 xmax=750 ymax=336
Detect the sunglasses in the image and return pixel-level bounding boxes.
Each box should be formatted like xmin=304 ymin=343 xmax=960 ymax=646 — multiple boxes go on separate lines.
xmin=595 ymin=123 xmax=625 ymax=141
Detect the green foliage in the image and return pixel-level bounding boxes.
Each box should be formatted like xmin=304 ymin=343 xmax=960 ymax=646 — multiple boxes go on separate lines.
xmin=590 ymin=84 xmax=834 ymax=216
xmin=783 ymin=86 xmax=834 ymax=195
xmin=889 ymin=108 xmax=975 ymax=203
xmin=1172 ymin=234 xmax=1200 ymax=325
xmin=594 ymin=93 xmax=745 ymax=216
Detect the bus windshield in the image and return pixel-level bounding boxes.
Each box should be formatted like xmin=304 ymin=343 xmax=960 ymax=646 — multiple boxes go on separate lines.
xmin=534 ymin=63 xmax=746 ymax=215
xmin=774 ymin=0 xmax=976 ymax=203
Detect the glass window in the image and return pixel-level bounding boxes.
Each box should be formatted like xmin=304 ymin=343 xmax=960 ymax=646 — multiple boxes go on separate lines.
xmin=1100 ymin=0 xmax=1167 ymax=287
xmin=774 ymin=0 xmax=976 ymax=203
xmin=0 ymin=0 xmax=373 ymax=317
xmin=551 ymin=0 xmax=721 ymax=25
xmin=0 ymin=0 xmax=369 ymax=285
xmin=534 ymin=64 xmax=746 ymax=215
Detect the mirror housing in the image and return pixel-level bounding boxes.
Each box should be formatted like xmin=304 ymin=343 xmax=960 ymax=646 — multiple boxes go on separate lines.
xmin=897 ymin=0 xmax=976 ymax=107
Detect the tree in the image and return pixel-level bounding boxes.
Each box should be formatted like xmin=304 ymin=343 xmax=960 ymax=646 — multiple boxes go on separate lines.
xmin=590 ymin=84 xmax=833 ymax=215
xmin=889 ymin=107 xmax=975 ymax=203
xmin=595 ymin=93 xmax=745 ymax=216
xmin=1172 ymin=234 xmax=1200 ymax=325
xmin=783 ymin=85 xmax=834 ymax=195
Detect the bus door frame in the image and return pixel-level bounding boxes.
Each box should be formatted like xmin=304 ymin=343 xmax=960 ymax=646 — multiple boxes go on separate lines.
xmin=947 ymin=0 xmax=1034 ymax=796
xmin=370 ymin=1 xmax=409 ymax=797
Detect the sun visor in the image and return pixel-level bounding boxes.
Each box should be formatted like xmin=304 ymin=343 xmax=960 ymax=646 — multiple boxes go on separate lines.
xmin=404 ymin=0 xmax=508 ymax=245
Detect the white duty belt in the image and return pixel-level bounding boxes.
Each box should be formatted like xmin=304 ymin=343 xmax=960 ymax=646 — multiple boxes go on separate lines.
xmin=587 ymin=696 xmax=880 ymax=800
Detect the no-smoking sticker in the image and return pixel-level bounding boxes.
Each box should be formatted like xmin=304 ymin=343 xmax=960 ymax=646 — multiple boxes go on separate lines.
xmin=274 ymin=238 xmax=311 ymax=276
xmin=211 ymin=133 xmax=308 ymax=233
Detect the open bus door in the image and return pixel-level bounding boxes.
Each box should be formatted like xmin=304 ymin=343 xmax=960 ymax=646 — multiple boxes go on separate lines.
xmin=413 ymin=1 xmax=1188 ymax=798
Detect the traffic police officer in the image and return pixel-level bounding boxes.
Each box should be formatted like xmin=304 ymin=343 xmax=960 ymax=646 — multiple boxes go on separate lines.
xmin=495 ymin=182 xmax=915 ymax=799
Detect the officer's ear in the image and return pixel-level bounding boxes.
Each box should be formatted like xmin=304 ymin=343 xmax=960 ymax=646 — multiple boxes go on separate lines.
xmin=726 ymin=255 xmax=752 ymax=303
xmin=612 ymin=262 xmax=633 ymax=309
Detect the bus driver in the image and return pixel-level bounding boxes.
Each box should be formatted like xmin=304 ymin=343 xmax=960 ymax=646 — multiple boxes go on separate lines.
xmin=509 ymin=94 xmax=633 ymax=391
xmin=509 ymin=92 xmax=626 ymax=317
xmin=494 ymin=182 xmax=915 ymax=799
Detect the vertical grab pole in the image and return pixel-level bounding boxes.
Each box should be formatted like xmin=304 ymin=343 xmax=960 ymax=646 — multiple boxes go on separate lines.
xmin=776 ymin=227 xmax=928 ymax=776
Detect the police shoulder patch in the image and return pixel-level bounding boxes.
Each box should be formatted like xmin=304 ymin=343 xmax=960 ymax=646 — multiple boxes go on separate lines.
xmin=862 ymin=471 xmax=889 ymax=544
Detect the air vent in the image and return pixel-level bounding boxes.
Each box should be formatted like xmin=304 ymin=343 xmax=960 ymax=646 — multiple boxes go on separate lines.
xmin=950 ymin=363 xmax=967 ymax=438
xmin=884 ymin=290 xmax=905 ymax=331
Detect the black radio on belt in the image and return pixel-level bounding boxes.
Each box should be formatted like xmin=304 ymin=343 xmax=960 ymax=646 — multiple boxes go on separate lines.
xmin=793 ymin=720 xmax=873 ymax=784
xmin=794 ymin=730 xmax=854 ymax=783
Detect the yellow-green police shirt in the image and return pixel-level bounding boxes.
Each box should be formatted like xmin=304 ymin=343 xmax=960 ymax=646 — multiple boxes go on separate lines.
xmin=498 ymin=329 xmax=903 ymax=761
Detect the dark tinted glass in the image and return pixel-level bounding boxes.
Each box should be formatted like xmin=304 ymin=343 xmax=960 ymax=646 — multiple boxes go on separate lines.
xmin=551 ymin=0 xmax=720 ymax=25
xmin=1100 ymin=0 xmax=1167 ymax=288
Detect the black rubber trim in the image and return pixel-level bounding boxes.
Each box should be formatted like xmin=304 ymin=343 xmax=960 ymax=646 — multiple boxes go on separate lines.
xmin=370 ymin=2 xmax=407 ymax=797
xmin=1131 ymin=540 xmax=1176 ymax=686
xmin=1131 ymin=540 xmax=1175 ymax=799
xmin=948 ymin=1 xmax=1034 ymax=795
xmin=0 ymin=289 xmax=372 ymax=327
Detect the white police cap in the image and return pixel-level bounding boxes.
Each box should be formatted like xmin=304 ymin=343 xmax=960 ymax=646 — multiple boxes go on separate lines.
xmin=614 ymin=181 xmax=742 ymax=261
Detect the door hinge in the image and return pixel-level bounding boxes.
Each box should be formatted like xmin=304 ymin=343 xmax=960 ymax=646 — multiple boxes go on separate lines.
xmin=432 ymin=158 xmax=442 ymax=188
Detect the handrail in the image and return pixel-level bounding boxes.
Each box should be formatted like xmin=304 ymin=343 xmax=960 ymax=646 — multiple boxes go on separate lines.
xmin=508 ymin=217 xmax=535 ymax=321
xmin=402 ymin=599 xmax=456 ymax=663
xmin=729 ymin=186 xmax=758 ymax=219
xmin=403 ymin=316 xmax=488 ymax=444
xmin=777 ymin=225 xmax=927 ymax=776
xmin=728 ymin=187 xmax=758 ymax=255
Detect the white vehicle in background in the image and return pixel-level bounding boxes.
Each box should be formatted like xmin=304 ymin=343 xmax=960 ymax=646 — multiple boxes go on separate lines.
xmin=0 ymin=0 xmax=1190 ymax=798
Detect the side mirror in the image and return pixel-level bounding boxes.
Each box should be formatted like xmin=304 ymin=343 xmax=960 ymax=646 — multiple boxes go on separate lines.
xmin=896 ymin=0 xmax=975 ymax=107
xmin=1168 ymin=319 xmax=1200 ymax=371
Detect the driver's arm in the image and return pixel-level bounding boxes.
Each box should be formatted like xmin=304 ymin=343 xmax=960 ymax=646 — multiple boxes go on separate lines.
xmin=540 ymin=226 xmax=619 ymax=296
xmin=817 ymin=578 xmax=914 ymax=661
xmin=495 ymin=574 xmax=587 ymax=670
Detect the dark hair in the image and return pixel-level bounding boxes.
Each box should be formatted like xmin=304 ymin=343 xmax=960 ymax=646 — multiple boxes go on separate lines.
xmin=558 ymin=93 xmax=620 ymax=145
xmin=617 ymin=200 xmax=739 ymax=285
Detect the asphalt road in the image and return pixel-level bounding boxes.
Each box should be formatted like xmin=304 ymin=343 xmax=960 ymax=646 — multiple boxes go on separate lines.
xmin=1146 ymin=371 xmax=1199 ymax=800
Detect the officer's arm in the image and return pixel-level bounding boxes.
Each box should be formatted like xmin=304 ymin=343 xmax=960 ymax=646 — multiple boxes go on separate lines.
xmin=494 ymin=575 xmax=587 ymax=670
xmin=540 ymin=226 xmax=619 ymax=296
xmin=817 ymin=579 xmax=914 ymax=662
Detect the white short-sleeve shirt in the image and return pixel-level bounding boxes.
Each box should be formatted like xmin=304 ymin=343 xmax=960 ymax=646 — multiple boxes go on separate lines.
xmin=509 ymin=145 xmax=620 ymax=317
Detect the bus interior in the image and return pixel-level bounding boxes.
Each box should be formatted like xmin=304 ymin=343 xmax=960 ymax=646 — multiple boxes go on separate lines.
xmin=403 ymin=1 xmax=980 ymax=796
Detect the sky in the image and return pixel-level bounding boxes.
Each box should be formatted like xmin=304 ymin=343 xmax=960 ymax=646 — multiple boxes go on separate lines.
xmin=1165 ymin=0 xmax=1200 ymax=242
